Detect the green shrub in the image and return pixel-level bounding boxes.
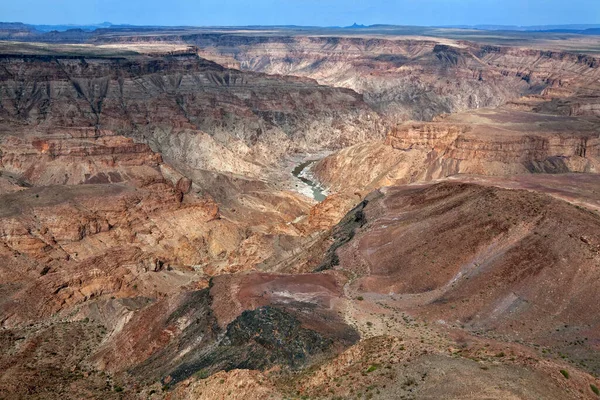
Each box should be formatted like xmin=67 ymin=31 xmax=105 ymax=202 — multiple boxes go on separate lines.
xmin=591 ymin=384 xmax=599 ymax=396
xmin=356 ymin=296 xmax=364 ymax=301
xmin=366 ymin=365 xmax=379 ymax=373
xmin=560 ymin=369 xmax=570 ymax=379
xmin=114 ymin=386 xmax=123 ymax=392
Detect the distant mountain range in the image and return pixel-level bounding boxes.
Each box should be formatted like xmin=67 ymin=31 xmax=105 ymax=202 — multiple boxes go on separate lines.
xmin=1 ymin=21 xmax=600 ymax=36
xmin=0 ymin=21 xmax=128 ymax=33
xmin=439 ymin=24 xmax=600 ymax=34
xmin=442 ymin=24 xmax=600 ymax=31
xmin=31 ymin=22 xmax=114 ymax=32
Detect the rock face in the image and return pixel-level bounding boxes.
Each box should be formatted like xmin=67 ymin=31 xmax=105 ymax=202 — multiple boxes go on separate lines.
xmin=165 ymin=305 xmax=336 ymax=382
xmin=0 ymin=128 xmax=164 ymax=186
xmin=0 ymin=182 xmax=224 ymax=326
xmin=314 ymin=107 xmax=600 ymax=192
xmin=164 ymin=35 xmax=600 ymax=121
xmin=389 ymin=111 xmax=600 ymax=176
xmin=0 ymin=52 xmax=383 ymax=176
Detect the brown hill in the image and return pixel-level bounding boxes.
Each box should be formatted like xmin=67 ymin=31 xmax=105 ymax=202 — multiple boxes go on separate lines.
xmin=314 ymin=181 xmax=600 ymax=375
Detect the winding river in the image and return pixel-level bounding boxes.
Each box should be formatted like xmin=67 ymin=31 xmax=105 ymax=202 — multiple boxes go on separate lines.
xmin=292 ymin=160 xmax=327 ymax=202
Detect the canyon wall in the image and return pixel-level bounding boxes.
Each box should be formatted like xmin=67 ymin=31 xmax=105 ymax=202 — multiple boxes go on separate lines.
xmin=314 ymin=107 xmax=600 ymax=192
xmin=0 ymin=52 xmax=383 ymax=178
xmin=168 ymin=35 xmax=600 ymax=121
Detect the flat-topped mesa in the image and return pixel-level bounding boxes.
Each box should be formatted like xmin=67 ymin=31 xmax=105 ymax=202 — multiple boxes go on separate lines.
xmin=314 ymin=113 xmax=600 ymax=195
xmin=445 ymin=135 xmax=599 ymax=163
xmin=387 ymin=120 xmax=600 ymax=175
xmin=385 ymin=122 xmax=470 ymax=151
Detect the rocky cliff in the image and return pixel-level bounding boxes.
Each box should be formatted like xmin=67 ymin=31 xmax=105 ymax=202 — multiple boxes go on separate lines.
xmin=162 ymin=35 xmax=600 ymax=122
xmin=0 ymin=52 xmax=383 ymax=176
xmin=314 ymin=107 xmax=600 ymax=192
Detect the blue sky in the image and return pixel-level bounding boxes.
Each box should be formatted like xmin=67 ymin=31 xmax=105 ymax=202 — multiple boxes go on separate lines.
xmin=1 ymin=0 xmax=599 ymax=27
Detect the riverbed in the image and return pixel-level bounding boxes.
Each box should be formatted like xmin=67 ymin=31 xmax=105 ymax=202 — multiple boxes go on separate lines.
xmin=291 ymin=159 xmax=327 ymax=202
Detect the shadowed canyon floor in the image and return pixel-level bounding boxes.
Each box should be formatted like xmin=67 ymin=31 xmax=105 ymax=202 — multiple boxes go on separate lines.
xmin=0 ymin=26 xmax=600 ymax=399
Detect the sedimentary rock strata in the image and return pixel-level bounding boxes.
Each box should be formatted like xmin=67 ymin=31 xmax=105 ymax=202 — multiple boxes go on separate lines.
xmin=314 ymin=107 xmax=600 ymax=192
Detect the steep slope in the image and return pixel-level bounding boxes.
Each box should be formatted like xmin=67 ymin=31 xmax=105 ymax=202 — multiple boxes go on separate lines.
xmin=174 ymin=35 xmax=600 ymax=121
xmin=313 ymin=106 xmax=600 ymax=193
xmin=0 ymin=51 xmax=383 ymax=177
xmin=313 ymin=182 xmax=600 ymax=374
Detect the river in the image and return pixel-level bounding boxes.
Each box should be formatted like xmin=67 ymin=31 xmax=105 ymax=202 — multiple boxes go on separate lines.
xmin=291 ymin=160 xmax=327 ymax=202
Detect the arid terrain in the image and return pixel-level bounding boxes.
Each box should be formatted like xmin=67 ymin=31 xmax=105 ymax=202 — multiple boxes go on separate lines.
xmin=0 ymin=24 xmax=600 ymax=399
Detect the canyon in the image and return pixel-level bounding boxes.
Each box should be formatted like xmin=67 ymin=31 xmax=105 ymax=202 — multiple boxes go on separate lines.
xmin=0 ymin=24 xmax=599 ymax=399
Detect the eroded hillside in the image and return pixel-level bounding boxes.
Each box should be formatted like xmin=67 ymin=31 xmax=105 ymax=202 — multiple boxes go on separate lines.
xmin=103 ymin=33 xmax=600 ymax=121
